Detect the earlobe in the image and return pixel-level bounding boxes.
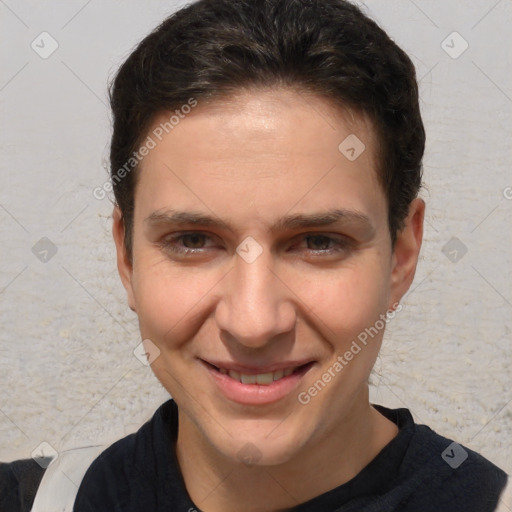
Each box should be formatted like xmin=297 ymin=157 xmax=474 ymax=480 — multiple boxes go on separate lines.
xmin=389 ymin=198 xmax=425 ymax=306
xmin=112 ymin=206 xmax=137 ymax=312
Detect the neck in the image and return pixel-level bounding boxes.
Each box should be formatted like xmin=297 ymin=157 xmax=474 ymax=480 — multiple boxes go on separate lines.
xmin=175 ymin=388 xmax=399 ymax=512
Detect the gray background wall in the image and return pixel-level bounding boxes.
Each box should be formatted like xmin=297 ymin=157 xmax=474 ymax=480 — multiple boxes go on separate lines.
xmin=1 ymin=0 xmax=511 ymax=476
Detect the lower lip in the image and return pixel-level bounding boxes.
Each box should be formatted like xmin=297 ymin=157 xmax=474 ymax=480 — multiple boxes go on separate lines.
xmin=201 ymin=360 xmax=315 ymax=406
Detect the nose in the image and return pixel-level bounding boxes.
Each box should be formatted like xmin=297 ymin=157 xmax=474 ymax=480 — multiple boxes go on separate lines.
xmin=214 ymin=247 xmax=297 ymax=349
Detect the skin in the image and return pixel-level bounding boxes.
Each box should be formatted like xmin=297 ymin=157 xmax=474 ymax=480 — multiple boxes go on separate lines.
xmin=113 ymin=87 xmax=425 ymax=512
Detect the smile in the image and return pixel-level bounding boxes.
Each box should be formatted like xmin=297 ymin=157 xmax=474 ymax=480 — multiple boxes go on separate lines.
xmin=212 ymin=364 xmax=303 ymax=385
xmin=201 ymin=360 xmax=316 ymax=405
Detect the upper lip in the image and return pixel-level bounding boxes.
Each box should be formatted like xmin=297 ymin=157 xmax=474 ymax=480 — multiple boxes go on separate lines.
xmin=201 ymin=358 xmax=315 ymax=375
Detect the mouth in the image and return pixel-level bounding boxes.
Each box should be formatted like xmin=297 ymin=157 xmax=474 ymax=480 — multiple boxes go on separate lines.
xmin=200 ymin=359 xmax=316 ymax=406
xmin=203 ymin=360 xmax=315 ymax=385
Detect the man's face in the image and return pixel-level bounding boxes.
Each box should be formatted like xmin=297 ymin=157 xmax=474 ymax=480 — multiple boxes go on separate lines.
xmin=114 ymin=88 xmax=422 ymax=466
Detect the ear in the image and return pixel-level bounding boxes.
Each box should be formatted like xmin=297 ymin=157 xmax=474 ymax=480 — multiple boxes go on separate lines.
xmin=112 ymin=206 xmax=137 ymax=312
xmin=388 ymin=198 xmax=425 ymax=308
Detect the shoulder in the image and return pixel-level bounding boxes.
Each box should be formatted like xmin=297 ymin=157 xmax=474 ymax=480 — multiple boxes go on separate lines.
xmin=0 ymin=458 xmax=47 ymax=512
xmin=30 ymin=446 xmax=106 ymax=512
xmin=496 ymin=478 xmax=512 ymax=511
xmin=372 ymin=404 xmax=508 ymax=511
xmin=398 ymin=417 xmax=508 ymax=511
xmin=72 ymin=435 xmax=139 ymax=510
xmin=73 ymin=399 xmax=177 ymax=511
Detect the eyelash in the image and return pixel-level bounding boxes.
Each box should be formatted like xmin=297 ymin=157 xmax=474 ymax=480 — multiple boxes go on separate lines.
xmin=159 ymin=232 xmax=353 ymax=257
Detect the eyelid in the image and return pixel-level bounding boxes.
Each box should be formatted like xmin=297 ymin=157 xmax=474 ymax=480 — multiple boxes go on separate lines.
xmin=159 ymin=231 xmax=217 ymax=250
xmin=159 ymin=231 xmax=355 ymax=256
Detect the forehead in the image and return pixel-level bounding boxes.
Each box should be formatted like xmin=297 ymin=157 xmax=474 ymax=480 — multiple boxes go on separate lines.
xmin=147 ymin=87 xmax=378 ymax=167
xmin=134 ymin=87 xmax=385 ymax=229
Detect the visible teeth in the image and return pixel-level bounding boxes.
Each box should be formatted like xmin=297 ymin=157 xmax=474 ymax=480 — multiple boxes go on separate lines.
xmin=229 ymin=370 xmax=240 ymax=381
xmin=256 ymin=372 xmax=274 ymax=385
xmin=223 ymin=367 xmax=299 ymax=385
xmin=240 ymin=374 xmax=256 ymax=384
xmin=273 ymin=369 xmax=284 ymax=381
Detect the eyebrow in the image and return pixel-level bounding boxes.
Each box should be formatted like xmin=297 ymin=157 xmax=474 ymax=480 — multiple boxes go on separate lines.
xmin=145 ymin=208 xmax=373 ymax=233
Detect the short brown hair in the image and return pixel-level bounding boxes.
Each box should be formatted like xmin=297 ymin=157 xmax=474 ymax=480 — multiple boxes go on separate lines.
xmin=108 ymin=0 xmax=425 ymax=259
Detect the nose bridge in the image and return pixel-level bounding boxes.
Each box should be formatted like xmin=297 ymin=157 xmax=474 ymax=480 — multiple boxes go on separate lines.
xmin=216 ymin=248 xmax=295 ymax=347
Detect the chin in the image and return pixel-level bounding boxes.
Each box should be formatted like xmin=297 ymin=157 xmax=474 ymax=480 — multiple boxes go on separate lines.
xmin=211 ymin=423 xmax=307 ymax=468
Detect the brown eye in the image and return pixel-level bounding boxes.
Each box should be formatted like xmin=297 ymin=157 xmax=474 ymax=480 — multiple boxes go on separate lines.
xmin=181 ymin=234 xmax=207 ymax=249
xmin=305 ymin=235 xmax=335 ymax=251
xmin=299 ymin=234 xmax=352 ymax=254
xmin=161 ymin=232 xmax=214 ymax=255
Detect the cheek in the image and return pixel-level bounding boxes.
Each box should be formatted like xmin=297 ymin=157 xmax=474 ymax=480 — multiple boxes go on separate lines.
xmin=131 ymin=247 xmax=391 ymax=353
xmin=131 ymin=258 xmax=214 ymax=344
xmin=301 ymin=262 xmax=390 ymax=342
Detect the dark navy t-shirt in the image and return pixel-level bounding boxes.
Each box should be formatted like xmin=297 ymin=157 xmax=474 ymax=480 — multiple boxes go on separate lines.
xmin=72 ymin=399 xmax=508 ymax=511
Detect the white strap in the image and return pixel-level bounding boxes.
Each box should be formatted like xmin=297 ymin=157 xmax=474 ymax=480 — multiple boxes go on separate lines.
xmin=31 ymin=445 xmax=106 ymax=512
xmin=496 ymin=475 xmax=512 ymax=512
